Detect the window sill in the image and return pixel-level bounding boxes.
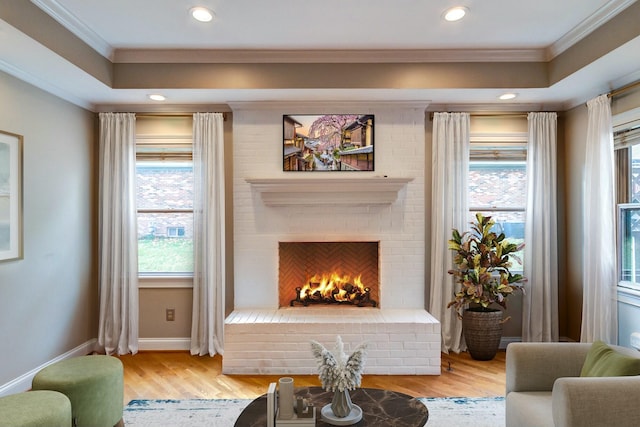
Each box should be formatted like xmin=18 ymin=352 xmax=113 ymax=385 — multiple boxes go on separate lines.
xmin=617 ymin=283 xmax=640 ymax=308
xmin=138 ymin=276 xmax=193 ymax=289
xmin=618 ymin=281 xmax=640 ymax=294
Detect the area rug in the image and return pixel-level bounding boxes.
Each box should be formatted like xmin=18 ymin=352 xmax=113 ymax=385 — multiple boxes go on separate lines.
xmin=124 ymin=396 xmax=505 ymax=427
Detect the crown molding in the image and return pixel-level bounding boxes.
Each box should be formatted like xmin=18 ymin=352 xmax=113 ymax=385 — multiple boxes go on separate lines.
xmin=0 ymin=57 xmax=92 ymax=110
xmin=113 ymin=48 xmax=546 ymax=64
xmin=227 ymin=100 xmax=431 ymax=111
xmin=30 ymin=0 xmax=113 ymax=59
xmin=31 ymin=0 xmax=635 ymax=65
xmin=546 ymin=0 xmax=637 ymax=60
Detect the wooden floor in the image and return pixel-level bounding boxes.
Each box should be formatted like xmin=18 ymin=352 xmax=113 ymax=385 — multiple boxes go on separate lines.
xmin=116 ymin=350 xmax=505 ymax=403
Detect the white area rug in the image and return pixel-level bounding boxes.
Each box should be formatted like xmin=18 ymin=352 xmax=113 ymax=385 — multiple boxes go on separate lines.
xmin=124 ymin=396 xmax=505 ymax=427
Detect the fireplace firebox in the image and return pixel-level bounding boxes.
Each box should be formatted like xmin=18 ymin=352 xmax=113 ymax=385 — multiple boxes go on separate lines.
xmin=278 ymin=241 xmax=379 ymax=308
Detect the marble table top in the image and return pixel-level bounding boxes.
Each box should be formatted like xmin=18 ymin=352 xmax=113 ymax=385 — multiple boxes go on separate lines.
xmin=234 ymin=387 xmax=428 ymax=427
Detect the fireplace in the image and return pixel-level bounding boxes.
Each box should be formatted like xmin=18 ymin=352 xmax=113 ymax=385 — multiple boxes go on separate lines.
xmin=224 ymin=102 xmax=440 ymax=375
xmin=278 ymin=241 xmax=379 ymax=308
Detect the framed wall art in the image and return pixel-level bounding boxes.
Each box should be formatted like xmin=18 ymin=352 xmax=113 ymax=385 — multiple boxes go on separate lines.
xmin=0 ymin=130 xmax=23 ymax=261
xmin=283 ymin=114 xmax=374 ymax=172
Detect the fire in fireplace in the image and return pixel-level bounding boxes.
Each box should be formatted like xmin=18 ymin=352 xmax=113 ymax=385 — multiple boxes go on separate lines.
xmin=279 ymin=241 xmax=379 ymax=308
xmin=290 ymin=272 xmax=377 ymax=307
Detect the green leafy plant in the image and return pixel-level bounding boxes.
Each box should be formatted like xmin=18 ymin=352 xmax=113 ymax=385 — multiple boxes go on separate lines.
xmin=447 ymin=213 xmax=526 ymax=319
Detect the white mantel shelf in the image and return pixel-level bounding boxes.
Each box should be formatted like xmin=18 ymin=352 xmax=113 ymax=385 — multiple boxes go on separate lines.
xmin=245 ymin=177 xmax=413 ymax=206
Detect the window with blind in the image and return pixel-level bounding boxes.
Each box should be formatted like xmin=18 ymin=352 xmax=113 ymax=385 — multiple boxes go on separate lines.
xmin=136 ymin=136 xmax=194 ymax=276
xmin=469 ymin=134 xmax=527 ymax=271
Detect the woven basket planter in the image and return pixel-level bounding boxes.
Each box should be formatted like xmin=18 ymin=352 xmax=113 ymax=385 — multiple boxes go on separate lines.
xmin=462 ymin=309 xmax=503 ymax=361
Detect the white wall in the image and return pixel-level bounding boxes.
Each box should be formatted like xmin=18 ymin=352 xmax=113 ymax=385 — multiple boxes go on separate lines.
xmin=0 ymin=71 xmax=96 ymax=392
xmin=231 ymin=102 xmax=428 ymax=310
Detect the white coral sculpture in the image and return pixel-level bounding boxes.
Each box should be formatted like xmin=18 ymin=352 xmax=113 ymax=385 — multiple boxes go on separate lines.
xmin=310 ymin=336 xmax=368 ymax=392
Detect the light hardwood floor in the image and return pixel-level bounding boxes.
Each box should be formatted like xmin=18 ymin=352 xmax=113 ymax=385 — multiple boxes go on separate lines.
xmin=116 ymin=350 xmax=505 ymax=403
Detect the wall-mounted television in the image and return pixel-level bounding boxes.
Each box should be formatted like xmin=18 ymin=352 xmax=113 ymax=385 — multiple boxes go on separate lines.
xmin=283 ymin=114 xmax=374 ymax=172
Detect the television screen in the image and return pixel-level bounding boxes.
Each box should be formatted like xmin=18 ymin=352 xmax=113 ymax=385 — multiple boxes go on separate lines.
xmin=283 ymin=114 xmax=374 ymax=171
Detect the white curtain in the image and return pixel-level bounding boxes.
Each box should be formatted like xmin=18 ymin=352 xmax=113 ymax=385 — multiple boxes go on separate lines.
xmin=581 ymin=95 xmax=618 ymax=344
xmin=191 ymin=113 xmax=226 ymax=356
xmin=429 ymin=112 xmax=470 ymax=353
xmin=97 ymin=112 xmax=139 ymax=355
xmin=523 ymin=112 xmax=559 ymax=342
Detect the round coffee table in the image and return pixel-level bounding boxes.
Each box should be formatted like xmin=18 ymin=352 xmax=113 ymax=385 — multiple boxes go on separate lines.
xmin=234 ymin=387 xmax=428 ymax=426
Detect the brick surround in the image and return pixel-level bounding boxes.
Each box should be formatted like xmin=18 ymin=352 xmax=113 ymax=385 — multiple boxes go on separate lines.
xmin=227 ymin=101 xmax=439 ymax=375
xmin=223 ymin=308 xmax=441 ymax=375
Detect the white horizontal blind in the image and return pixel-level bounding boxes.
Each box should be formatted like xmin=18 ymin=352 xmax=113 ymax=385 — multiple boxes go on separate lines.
xmin=614 ymin=124 xmax=640 ymax=150
xmin=136 ymin=135 xmax=192 ymax=160
xmin=469 ymin=133 xmax=527 ymax=161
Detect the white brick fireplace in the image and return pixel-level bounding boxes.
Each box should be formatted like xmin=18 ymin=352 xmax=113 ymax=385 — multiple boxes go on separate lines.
xmin=225 ymin=101 xmax=440 ymax=375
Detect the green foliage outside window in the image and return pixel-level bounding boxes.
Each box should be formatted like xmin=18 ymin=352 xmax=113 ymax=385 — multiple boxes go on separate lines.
xmin=138 ymin=237 xmax=193 ymax=273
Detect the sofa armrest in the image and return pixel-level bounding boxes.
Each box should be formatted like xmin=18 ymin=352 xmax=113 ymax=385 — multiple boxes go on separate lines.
xmin=552 ymin=376 xmax=640 ymax=427
xmin=506 ymin=343 xmax=591 ymax=393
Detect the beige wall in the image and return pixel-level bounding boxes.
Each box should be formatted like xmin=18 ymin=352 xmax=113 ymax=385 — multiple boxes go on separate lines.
xmin=562 ymin=87 xmax=640 ymax=341
xmin=0 ymin=70 xmax=97 ymax=386
xmin=139 ymin=288 xmax=193 ymax=338
xmin=611 ymin=87 xmax=640 ymax=117
xmin=562 ymin=102 xmax=589 ymax=341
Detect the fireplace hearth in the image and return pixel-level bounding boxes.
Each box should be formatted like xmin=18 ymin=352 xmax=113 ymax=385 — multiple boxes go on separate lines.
xmin=279 ymin=241 xmax=379 ymax=308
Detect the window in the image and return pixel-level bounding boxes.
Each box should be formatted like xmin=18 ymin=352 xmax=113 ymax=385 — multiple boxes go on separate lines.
xmin=615 ymin=111 xmax=640 ymax=288
xmin=468 ymin=134 xmax=527 ymax=270
xmin=618 ymin=204 xmax=640 ymax=285
xmin=136 ymin=136 xmax=193 ymax=276
xmin=167 ymin=226 xmax=186 ymax=237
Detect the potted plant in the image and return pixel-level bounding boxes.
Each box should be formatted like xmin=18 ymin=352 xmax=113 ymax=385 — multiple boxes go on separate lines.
xmin=447 ymin=213 xmax=526 ymax=360
xmin=310 ymin=336 xmax=368 ymax=421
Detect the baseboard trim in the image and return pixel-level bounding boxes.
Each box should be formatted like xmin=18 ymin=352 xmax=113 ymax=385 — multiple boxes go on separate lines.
xmin=138 ymin=337 xmax=191 ymax=351
xmin=499 ymin=336 xmax=520 ymax=349
xmin=499 ymin=336 xmax=576 ymax=349
xmin=0 ymin=338 xmax=97 ymax=397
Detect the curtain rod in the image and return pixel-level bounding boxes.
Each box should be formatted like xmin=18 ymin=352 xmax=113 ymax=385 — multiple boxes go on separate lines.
xmin=469 ymin=113 xmax=528 ymax=118
xmin=609 ymin=80 xmax=640 ymax=99
xmin=429 ymin=112 xmax=528 ymax=120
xmin=135 ymin=113 xmax=193 ymax=118
xmin=134 ymin=112 xmax=228 ymax=120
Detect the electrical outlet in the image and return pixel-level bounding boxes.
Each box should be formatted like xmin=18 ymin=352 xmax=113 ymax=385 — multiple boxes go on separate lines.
xmin=166 ymin=308 xmax=175 ymax=322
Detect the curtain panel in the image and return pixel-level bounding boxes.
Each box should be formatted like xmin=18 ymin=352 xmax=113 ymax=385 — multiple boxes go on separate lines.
xmin=523 ymin=112 xmax=559 ymax=342
xmin=429 ymin=112 xmax=470 ymax=353
xmin=190 ymin=112 xmax=226 ymax=356
xmin=97 ymin=112 xmax=139 ymax=355
xmin=581 ymin=95 xmax=618 ymax=344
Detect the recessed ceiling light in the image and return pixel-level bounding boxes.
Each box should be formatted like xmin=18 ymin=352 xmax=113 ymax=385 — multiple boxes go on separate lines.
xmin=443 ymin=6 xmax=468 ymax=22
xmin=190 ymin=6 xmax=214 ymax=22
xmin=499 ymin=93 xmax=518 ymax=100
xmin=148 ymin=94 xmax=166 ymax=101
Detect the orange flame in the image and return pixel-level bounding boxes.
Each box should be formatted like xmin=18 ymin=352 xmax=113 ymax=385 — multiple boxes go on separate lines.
xmin=298 ymin=272 xmax=368 ymax=303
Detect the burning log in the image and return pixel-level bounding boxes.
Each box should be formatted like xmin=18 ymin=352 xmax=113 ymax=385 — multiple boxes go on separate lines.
xmin=290 ymin=273 xmax=377 ymax=307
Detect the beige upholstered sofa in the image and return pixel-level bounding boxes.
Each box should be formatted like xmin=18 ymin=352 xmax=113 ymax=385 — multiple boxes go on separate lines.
xmin=506 ymin=342 xmax=640 ymax=427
